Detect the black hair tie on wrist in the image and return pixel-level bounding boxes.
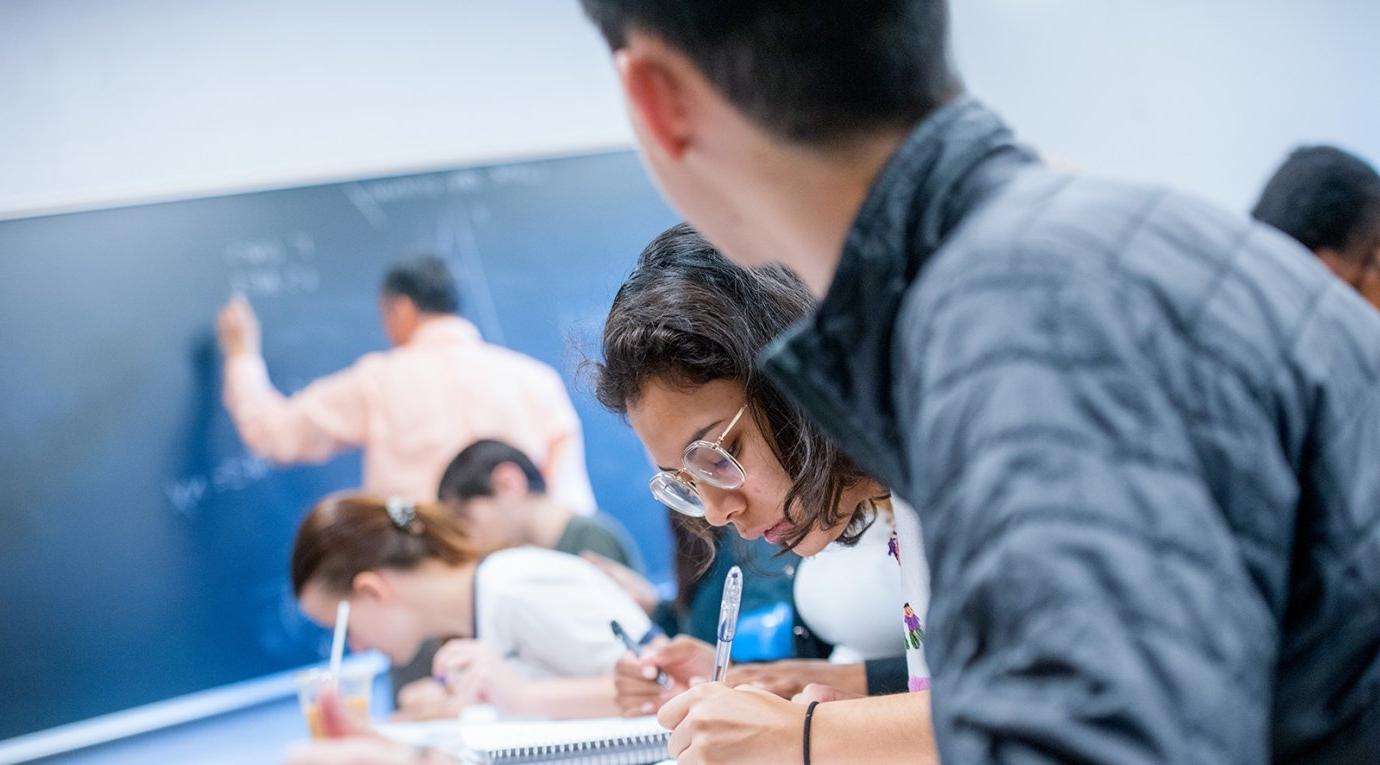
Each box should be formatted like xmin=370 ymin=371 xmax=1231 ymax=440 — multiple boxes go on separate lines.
xmin=803 ymin=699 xmax=821 ymax=765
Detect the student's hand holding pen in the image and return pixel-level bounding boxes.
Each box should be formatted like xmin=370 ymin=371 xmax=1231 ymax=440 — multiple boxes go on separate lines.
xmin=392 ymin=677 xmax=462 ymax=722
xmin=432 ymin=638 xmax=519 ymax=710
xmin=613 ymin=634 xmax=713 ymax=715
xmin=658 ymin=682 xmax=806 ymax=765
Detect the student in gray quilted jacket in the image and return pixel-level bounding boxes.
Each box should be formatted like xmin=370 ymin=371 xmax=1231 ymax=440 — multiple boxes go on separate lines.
xmin=579 ymin=0 xmax=1380 ymax=763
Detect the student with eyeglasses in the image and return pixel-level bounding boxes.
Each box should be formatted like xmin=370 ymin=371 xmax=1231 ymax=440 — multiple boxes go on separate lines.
xmin=592 ymin=224 xmax=934 ymax=726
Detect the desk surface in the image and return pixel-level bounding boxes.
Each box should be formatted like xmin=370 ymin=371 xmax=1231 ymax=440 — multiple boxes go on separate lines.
xmin=27 ymin=696 xmax=311 ymax=765
xmin=31 ymin=695 xmax=676 ymax=765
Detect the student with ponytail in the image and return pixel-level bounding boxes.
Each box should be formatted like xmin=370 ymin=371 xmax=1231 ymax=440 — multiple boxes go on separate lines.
xmin=290 ymin=492 xmax=650 ymax=720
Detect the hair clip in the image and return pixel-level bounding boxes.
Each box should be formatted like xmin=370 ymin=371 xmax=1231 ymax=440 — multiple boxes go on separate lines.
xmin=386 ymin=496 xmax=419 ymax=532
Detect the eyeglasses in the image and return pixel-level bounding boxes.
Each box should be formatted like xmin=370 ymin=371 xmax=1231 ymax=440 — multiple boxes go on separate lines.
xmin=649 ymin=405 xmax=748 ymax=517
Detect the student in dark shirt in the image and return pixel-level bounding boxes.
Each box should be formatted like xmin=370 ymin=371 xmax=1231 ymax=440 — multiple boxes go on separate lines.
xmin=436 ymin=439 xmax=637 ymax=564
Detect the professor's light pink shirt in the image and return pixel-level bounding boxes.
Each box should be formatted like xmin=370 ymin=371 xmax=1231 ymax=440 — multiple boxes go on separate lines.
xmin=222 ymin=316 xmax=597 ymax=513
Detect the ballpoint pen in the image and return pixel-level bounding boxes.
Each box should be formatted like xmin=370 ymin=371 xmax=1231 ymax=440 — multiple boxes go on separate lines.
xmin=710 ymin=566 xmax=742 ymax=683
xmin=611 ymin=619 xmax=672 ymax=688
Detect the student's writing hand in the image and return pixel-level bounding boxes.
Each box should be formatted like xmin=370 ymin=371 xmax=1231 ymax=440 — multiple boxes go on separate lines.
xmin=432 ymin=639 xmax=519 ymax=711
xmin=658 ymin=683 xmax=806 ymax=765
xmin=216 ymin=295 xmax=261 ymax=358
xmin=790 ymin=682 xmax=865 ymax=704
xmin=580 ymin=551 xmax=660 ymax=614
xmin=727 ymin=659 xmax=866 ymax=700
xmin=392 ymin=678 xmax=462 ymax=722
xmin=613 ymin=634 xmax=712 ymax=716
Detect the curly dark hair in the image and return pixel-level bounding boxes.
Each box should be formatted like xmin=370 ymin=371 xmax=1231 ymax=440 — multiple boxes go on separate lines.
xmin=594 ymin=223 xmax=876 ymax=561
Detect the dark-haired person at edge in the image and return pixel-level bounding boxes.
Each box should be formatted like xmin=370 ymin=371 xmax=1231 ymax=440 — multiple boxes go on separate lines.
xmin=216 ymin=256 xmax=597 ymax=512
xmin=566 ymin=1 xmax=1380 ymax=763
xmin=1253 ymin=145 xmax=1380 ymax=310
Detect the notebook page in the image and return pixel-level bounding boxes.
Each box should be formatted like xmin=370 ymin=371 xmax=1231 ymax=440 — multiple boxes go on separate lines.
xmin=460 ymin=715 xmax=668 ymax=752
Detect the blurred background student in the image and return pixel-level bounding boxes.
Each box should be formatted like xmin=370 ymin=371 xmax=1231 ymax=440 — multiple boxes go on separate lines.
xmin=217 ymin=256 xmax=597 ymax=510
xmin=1253 ymin=145 xmax=1380 ymax=310
xmin=291 ymin=493 xmax=647 ymax=721
xmin=391 ymin=438 xmax=640 ymax=715
xmin=437 ymin=439 xmax=636 ymax=564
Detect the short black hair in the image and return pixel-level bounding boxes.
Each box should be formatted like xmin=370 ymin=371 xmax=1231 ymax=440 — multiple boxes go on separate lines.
xmin=1252 ymin=145 xmax=1380 ymax=257
xmin=381 ymin=256 xmax=460 ymax=314
xmin=437 ymin=439 xmax=547 ymax=502
xmin=579 ymin=0 xmax=960 ymax=146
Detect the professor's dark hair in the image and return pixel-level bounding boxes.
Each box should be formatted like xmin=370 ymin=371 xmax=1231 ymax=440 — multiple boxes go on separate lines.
xmin=381 ymin=255 xmax=460 ymax=314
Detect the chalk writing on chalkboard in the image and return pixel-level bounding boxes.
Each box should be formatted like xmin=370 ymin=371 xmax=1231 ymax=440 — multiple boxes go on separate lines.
xmin=224 ymin=232 xmax=320 ymax=298
xmin=353 ymin=163 xmax=553 ymax=206
xmin=164 ymin=453 xmax=270 ymax=518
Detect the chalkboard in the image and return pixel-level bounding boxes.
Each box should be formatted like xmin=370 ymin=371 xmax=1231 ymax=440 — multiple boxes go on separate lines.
xmin=0 ymin=151 xmax=679 ymax=741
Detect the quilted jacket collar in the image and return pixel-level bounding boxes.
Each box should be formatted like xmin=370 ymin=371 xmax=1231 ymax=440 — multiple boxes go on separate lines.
xmin=760 ymin=98 xmax=1037 ymax=491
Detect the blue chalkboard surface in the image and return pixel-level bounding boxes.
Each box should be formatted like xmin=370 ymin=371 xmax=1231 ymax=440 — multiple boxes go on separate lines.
xmin=0 ymin=150 xmax=678 ymax=741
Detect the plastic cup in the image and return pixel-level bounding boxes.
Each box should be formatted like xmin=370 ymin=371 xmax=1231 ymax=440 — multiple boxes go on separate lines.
xmin=294 ymin=664 xmax=374 ymax=739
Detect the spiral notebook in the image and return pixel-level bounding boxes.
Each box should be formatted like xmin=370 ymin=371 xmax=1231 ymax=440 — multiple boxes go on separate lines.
xmin=457 ymin=716 xmax=670 ymax=765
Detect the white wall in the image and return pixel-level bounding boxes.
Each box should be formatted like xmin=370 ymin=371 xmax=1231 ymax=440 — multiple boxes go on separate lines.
xmin=1 ymin=0 xmax=1377 ymax=218
xmin=952 ymin=0 xmax=1380 ymax=211
xmin=0 ymin=0 xmax=632 ymax=218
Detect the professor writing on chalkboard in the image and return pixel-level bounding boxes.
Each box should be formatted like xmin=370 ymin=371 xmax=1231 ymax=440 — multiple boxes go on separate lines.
xmin=214 ymin=255 xmax=597 ymax=512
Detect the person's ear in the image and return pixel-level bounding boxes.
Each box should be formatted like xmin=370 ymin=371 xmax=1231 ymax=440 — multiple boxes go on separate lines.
xmin=615 ymin=38 xmax=695 ymax=162
xmin=351 ymin=571 xmax=390 ymax=603
xmin=395 ymin=296 xmax=421 ymax=324
xmin=489 ymin=462 xmax=531 ymax=500
xmin=1317 ymin=247 xmax=1365 ymax=285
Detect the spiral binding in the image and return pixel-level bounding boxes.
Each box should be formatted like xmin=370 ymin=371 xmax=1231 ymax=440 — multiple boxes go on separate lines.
xmin=469 ymin=729 xmax=670 ymax=765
